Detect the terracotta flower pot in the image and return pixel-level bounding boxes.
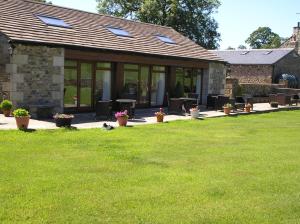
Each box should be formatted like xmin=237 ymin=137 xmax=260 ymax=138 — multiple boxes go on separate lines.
xmin=245 ymin=106 xmax=251 ymax=113
xmin=15 ymin=116 xmax=30 ymax=129
xmin=117 ymin=116 xmax=128 ymax=127
xmin=156 ymin=114 xmax=164 ymax=122
xmin=2 ymin=109 xmax=11 ymax=117
xmin=223 ymin=107 xmax=231 ymax=115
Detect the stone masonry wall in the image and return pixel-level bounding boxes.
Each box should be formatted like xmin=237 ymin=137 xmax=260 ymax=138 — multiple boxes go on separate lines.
xmin=207 ymin=62 xmax=226 ymax=95
xmin=6 ymin=44 xmax=64 ymax=115
xmin=274 ymin=52 xmax=300 ymax=88
xmin=229 ymin=64 xmax=273 ymax=84
xmin=0 ymin=33 xmax=11 ymax=101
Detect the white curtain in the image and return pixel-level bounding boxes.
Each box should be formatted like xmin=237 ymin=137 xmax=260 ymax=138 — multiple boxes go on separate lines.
xmin=102 ymin=71 xmax=111 ymax=100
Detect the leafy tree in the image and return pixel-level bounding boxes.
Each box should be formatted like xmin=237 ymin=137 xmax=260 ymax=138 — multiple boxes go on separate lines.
xmin=97 ymin=0 xmax=221 ymax=49
xmin=237 ymin=44 xmax=247 ymax=49
xmin=226 ymin=46 xmax=235 ymax=50
xmin=245 ymin=27 xmax=281 ymax=49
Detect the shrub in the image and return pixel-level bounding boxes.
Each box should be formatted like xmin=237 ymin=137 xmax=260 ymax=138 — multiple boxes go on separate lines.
xmin=223 ymin=103 xmax=232 ymax=108
xmin=13 ymin=108 xmax=29 ymax=117
xmin=0 ymin=100 xmax=13 ymax=110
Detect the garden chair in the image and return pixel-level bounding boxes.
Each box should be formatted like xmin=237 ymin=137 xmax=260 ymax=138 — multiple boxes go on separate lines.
xmin=95 ymin=100 xmax=113 ymax=120
xmin=168 ymin=98 xmax=185 ymax=115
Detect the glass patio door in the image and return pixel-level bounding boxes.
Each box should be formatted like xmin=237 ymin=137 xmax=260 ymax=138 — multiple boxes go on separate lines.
xmin=79 ymin=63 xmax=93 ymax=109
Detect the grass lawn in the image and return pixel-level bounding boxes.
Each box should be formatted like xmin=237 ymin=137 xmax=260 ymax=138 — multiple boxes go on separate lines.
xmin=1 ymin=111 xmax=300 ymax=223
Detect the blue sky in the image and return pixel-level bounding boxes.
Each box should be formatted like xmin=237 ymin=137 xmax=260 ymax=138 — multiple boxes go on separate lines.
xmin=51 ymin=0 xmax=300 ymax=49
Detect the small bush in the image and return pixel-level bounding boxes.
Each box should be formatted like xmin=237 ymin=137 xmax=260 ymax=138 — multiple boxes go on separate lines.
xmin=1 ymin=100 xmax=13 ymax=110
xmin=13 ymin=108 xmax=29 ymax=117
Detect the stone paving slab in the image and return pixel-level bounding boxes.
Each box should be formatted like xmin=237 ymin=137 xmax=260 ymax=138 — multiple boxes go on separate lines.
xmin=0 ymin=103 xmax=299 ymax=130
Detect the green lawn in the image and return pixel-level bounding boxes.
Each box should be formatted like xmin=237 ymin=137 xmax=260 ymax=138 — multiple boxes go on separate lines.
xmin=1 ymin=111 xmax=300 ymax=224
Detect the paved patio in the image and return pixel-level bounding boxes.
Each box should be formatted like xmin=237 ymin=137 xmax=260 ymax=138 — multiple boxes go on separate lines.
xmin=0 ymin=103 xmax=299 ymax=130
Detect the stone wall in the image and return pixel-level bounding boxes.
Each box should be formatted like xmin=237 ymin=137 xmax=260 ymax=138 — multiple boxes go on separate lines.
xmin=0 ymin=33 xmax=10 ymax=101
xmin=273 ymin=52 xmax=300 ymax=88
xmin=229 ymin=64 xmax=273 ymax=84
xmin=6 ymin=43 xmax=64 ymax=116
xmin=207 ymin=62 xmax=226 ymax=96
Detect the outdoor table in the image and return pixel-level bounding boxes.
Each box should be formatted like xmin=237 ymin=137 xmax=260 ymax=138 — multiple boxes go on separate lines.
xmin=179 ymin=97 xmax=198 ymax=113
xmin=116 ymin=99 xmax=137 ymax=118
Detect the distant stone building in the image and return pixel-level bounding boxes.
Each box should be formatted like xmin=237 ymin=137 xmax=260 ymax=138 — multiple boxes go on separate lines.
xmin=211 ymin=48 xmax=300 ymax=87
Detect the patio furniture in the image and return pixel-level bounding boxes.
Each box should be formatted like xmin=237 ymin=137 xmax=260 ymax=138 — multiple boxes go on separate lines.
xmin=116 ymin=99 xmax=136 ymax=119
xmin=168 ymin=98 xmax=185 ymax=115
xmin=291 ymin=94 xmax=300 ymax=106
xmin=206 ymin=94 xmax=218 ymax=109
xmin=95 ymin=100 xmax=113 ymax=120
xmin=180 ymin=97 xmax=198 ymax=113
xmin=188 ymin=93 xmax=200 ymax=105
xmin=234 ymin=96 xmax=245 ymax=111
xmin=215 ymin=95 xmax=230 ymax=111
xmin=275 ymin=93 xmax=292 ymax=106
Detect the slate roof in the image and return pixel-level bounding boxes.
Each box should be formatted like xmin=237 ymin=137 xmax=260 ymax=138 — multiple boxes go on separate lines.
xmin=210 ymin=49 xmax=295 ymax=65
xmin=0 ymin=0 xmax=223 ymax=62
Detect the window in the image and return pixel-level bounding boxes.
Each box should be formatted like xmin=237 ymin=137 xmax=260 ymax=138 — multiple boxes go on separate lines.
xmin=156 ymin=35 xmax=176 ymax=44
xmin=240 ymin=51 xmax=250 ymax=55
xmin=107 ymin=27 xmax=131 ymax=37
xmin=264 ymin=51 xmax=273 ymax=55
xmin=37 ymin=15 xmax=71 ymax=28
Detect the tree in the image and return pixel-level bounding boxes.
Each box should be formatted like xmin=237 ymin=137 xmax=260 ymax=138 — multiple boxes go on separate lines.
xmin=226 ymin=46 xmax=235 ymax=50
xmin=237 ymin=44 xmax=247 ymax=49
xmin=245 ymin=27 xmax=281 ymax=49
xmin=96 ymin=0 xmax=221 ymax=49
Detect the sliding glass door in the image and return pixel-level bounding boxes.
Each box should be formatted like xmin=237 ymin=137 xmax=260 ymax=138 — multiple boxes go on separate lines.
xmin=64 ymin=60 xmax=112 ymax=112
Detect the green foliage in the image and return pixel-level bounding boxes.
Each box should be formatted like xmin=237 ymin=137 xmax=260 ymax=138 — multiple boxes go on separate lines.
xmin=0 ymin=100 xmax=13 ymax=110
xmin=237 ymin=44 xmax=247 ymax=49
xmin=1 ymin=111 xmax=300 ymax=223
xmin=245 ymin=27 xmax=282 ymax=49
xmin=96 ymin=0 xmax=221 ymax=49
xmin=226 ymin=46 xmax=235 ymax=50
xmin=223 ymin=103 xmax=232 ymax=108
xmin=13 ymin=108 xmax=29 ymax=117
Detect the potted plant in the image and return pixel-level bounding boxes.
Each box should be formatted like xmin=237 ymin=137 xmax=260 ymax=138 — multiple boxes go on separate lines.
xmin=190 ymin=107 xmax=200 ymax=119
xmin=13 ymin=108 xmax=30 ymax=130
xmin=53 ymin=113 xmax=74 ymax=127
xmin=270 ymin=102 xmax=279 ymax=108
xmin=115 ymin=110 xmax=129 ymax=127
xmin=1 ymin=100 xmax=13 ymax=117
xmin=244 ymin=103 xmax=252 ymax=113
xmin=155 ymin=108 xmax=165 ymax=122
xmin=223 ymin=103 xmax=232 ymax=115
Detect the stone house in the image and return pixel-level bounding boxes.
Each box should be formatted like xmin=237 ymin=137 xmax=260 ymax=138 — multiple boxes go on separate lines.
xmin=0 ymin=0 xmax=225 ymax=116
xmin=211 ymin=48 xmax=300 ymax=87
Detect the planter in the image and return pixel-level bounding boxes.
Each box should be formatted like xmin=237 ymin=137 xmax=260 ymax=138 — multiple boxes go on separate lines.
xmin=223 ymin=107 xmax=231 ymax=115
xmin=55 ymin=118 xmax=73 ymax=127
xmin=15 ymin=116 xmax=30 ymax=129
xmin=117 ymin=116 xmax=128 ymax=126
xmin=190 ymin=110 xmax=199 ymax=119
xmin=2 ymin=109 xmax=11 ymax=117
xmin=245 ymin=106 xmax=251 ymax=113
xmin=156 ymin=114 xmax=164 ymax=122
xmin=270 ymin=102 xmax=279 ymax=108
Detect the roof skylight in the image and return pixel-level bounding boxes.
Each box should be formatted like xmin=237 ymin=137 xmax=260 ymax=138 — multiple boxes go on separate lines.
xmin=107 ymin=27 xmax=131 ymax=37
xmin=240 ymin=51 xmax=250 ymax=55
xmin=264 ymin=51 xmax=273 ymax=55
xmin=156 ymin=35 xmax=176 ymax=44
xmin=37 ymin=15 xmax=71 ymax=28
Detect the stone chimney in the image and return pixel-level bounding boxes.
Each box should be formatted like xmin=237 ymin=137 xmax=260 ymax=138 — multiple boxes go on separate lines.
xmin=292 ymin=22 xmax=300 ymax=54
xmin=281 ymin=22 xmax=300 ymax=54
